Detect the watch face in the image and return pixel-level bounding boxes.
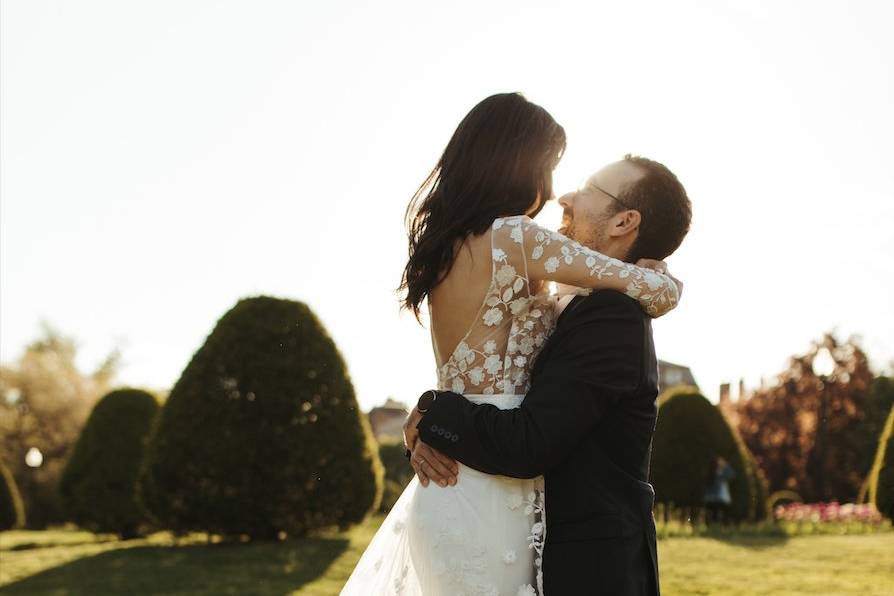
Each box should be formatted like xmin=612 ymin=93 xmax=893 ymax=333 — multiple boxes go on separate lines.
xmin=419 ymin=392 xmax=435 ymax=411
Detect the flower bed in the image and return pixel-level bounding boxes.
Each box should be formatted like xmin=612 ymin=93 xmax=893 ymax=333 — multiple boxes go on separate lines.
xmin=653 ymin=502 xmax=891 ymax=538
xmin=771 ymin=501 xmax=889 ymax=535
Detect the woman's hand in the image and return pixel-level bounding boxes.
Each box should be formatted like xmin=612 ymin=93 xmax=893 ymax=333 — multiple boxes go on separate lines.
xmin=636 ymin=259 xmax=683 ymax=299
xmin=635 ymin=258 xmax=667 ymax=274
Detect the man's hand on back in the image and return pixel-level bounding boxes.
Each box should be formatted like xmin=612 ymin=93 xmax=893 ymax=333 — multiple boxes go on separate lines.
xmin=403 ymin=406 xmax=458 ymax=488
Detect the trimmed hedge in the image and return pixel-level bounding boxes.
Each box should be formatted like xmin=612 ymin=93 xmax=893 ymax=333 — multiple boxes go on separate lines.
xmin=59 ymin=388 xmax=159 ymax=538
xmin=651 ymin=387 xmax=761 ymax=521
xmin=869 ymin=405 xmax=894 ymax=520
xmin=137 ymin=296 xmax=383 ymax=539
xmin=0 ymin=457 xmax=26 ymax=530
xmin=378 ymin=439 xmax=414 ymax=513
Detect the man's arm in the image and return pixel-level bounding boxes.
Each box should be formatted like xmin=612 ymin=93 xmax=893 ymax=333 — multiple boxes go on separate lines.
xmin=417 ymin=290 xmax=645 ymax=479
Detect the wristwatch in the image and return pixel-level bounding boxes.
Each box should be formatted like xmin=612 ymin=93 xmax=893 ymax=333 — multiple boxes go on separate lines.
xmin=417 ymin=389 xmax=439 ymax=413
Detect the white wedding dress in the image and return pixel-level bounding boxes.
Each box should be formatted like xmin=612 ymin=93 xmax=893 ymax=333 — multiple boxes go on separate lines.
xmin=341 ymin=216 xmax=678 ymax=596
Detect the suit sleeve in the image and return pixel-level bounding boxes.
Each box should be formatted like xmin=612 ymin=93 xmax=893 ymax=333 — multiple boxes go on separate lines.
xmin=417 ymin=290 xmax=645 ymax=478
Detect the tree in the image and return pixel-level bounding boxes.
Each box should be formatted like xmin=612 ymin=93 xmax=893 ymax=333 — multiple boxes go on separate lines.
xmin=743 ymin=448 xmax=770 ymax=521
xmin=0 ymin=322 xmax=121 ymax=528
xmin=733 ymin=334 xmax=874 ymax=502
xmin=855 ymin=376 xmax=894 ymax=483
xmin=138 ymin=296 xmax=383 ymax=539
xmin=869 ymin=405 xmax=894 ymax=520
xmin=651 ymin=387 xmax=762 ymax=522
xmin=59 ymin=388 xmax=160 ymax=538
xmin=0 ymin=457 xmax=26 ymax=530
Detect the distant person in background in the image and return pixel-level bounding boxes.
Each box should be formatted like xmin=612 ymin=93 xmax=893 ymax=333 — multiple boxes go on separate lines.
xmin=704 ymin=456 xmax=736 ymax=525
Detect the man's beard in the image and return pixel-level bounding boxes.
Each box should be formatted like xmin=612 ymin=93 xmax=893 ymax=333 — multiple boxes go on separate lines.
xmin=565 ymin=211 xmax=612 ymax=253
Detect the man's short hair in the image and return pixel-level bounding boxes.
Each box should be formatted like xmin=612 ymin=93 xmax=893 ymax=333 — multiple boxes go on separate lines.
xmin=616 ymin=154 xmax=692 ymax=261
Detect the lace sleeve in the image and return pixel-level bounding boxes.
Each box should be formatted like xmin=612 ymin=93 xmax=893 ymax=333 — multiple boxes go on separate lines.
xmin=493 ymin=215 xmax=680 ymax=317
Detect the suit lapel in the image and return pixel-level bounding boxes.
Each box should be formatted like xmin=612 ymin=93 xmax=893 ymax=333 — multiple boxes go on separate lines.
xmin=556 ymin=293 xmax=587 ymax=326
xmin=531 ymin=294 xmax=588 ymax=380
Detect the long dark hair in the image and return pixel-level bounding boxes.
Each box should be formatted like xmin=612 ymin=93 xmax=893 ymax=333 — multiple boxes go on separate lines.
xmin=400 ymin=92 xmax=566 ymax=319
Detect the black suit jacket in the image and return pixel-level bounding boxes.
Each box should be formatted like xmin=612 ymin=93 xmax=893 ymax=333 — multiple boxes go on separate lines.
xmin=418 ymin=290 xmax=661 ymax=596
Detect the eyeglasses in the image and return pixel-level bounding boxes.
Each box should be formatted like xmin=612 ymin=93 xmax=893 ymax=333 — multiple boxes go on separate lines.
xmin=583 ymin=181 xmax=633 ymax=211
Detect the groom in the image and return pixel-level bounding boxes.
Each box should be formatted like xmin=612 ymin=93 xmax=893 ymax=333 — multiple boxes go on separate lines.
xmin=403 ymin=154 xmax=692 ymax=596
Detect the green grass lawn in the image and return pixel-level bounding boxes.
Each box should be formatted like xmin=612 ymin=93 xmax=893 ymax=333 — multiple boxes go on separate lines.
xmin=658 ymin=534 xmax=894 ymax=595
xmin=2 ymin=518 xmax=892 ymax=595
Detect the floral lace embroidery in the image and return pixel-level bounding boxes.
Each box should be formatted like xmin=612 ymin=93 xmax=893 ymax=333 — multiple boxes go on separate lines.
xmin=362 ymin=490 xmax=539 ymax=595
xmin=428 ymin=509 xmax=505 ymax=595
xmin=507 ymin=483 xmax=546 ymax=596
xmin=514 ymin=216 xmax=679 ymax=317
xmin=436 ymin=216 xmax=678 ymax=395
xmin=436 ymin=217 xmax=556 ymax=395
xmin=393 ymin=563 xmax=409 ymax=593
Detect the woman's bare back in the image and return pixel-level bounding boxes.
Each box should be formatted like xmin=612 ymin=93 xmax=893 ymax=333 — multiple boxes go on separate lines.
xmin=428 ymin=230 xmax=497 ymax=367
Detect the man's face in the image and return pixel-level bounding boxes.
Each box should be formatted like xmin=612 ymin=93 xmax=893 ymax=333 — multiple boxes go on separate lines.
xmin=557 ymin=160 xmax=645 ymax=252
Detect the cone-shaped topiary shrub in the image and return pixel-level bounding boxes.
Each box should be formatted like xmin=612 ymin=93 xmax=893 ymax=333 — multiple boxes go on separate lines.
xmin=869 ymin=405 xmax=894 ymax=520
xmin=651 ymin=387 xmax=760 ymax=522
xmin=0 ymin=458 xmax=26 ymax=530
xmin=59 ymin=388 xmax=159 ymax=538
xmin=377 ymin=439 xmax=414 ymax=513
xmin=137 ymin=296 xmax=383 ymax=539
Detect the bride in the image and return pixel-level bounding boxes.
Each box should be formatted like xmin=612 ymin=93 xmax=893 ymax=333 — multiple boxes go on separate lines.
xmin=341 ymin=93 xmax=680 ymax=595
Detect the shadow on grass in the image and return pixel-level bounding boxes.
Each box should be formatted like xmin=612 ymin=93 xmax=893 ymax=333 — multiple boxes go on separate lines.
xmin=6 ymin=537 xmax=120 ymax=552
xmin=0 ymin=535 xmax=350 ymax=596
xmin=657 ymin=524 xmax=794 ymax=550
xmin=700 ymin=531 xmax=791 ymax=550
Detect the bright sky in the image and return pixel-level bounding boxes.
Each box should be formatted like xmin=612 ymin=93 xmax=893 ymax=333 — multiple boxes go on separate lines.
xmin=2 ymin=1 xmax=893 ymax=411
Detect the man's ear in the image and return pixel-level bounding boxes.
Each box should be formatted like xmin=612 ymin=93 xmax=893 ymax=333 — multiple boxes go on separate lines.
xmin=608 ymin=210 xmax=641 ymax=238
